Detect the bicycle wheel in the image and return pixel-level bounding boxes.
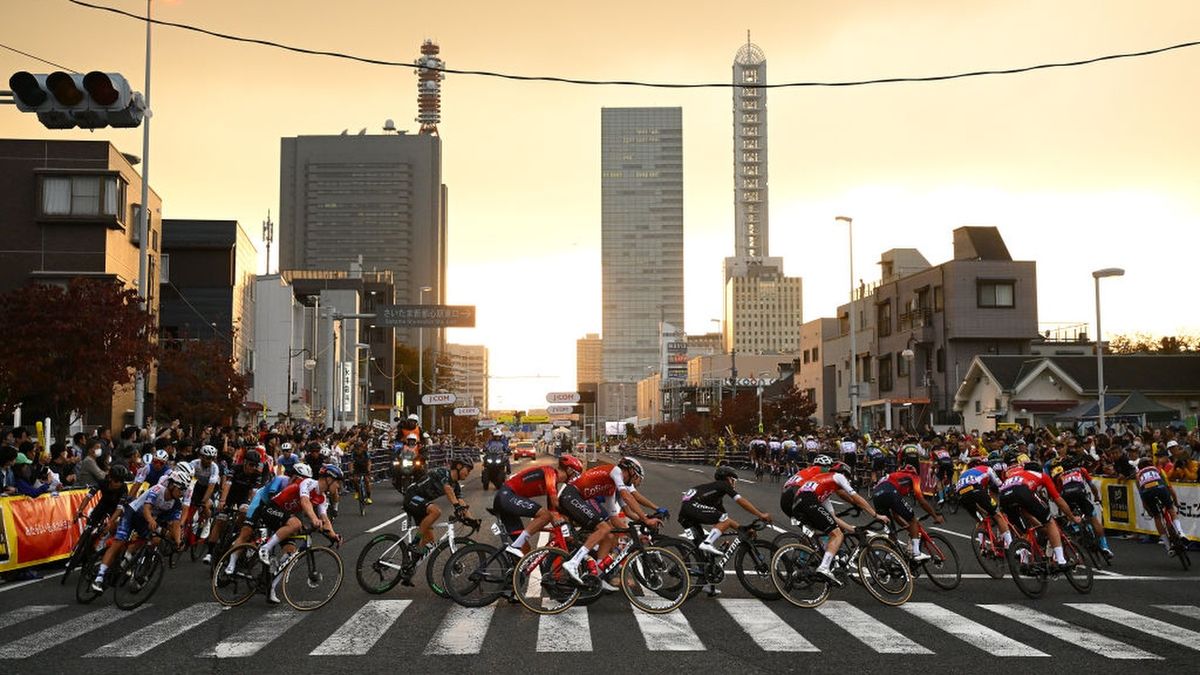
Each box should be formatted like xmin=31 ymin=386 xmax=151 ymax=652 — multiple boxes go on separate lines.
xmin=358 ymin=479 xmax=367 ymax=517
xmin=1062 ymin=537 xmax=1093 ymax=594
xmin=857 ymin=539 xmax=913 ymax=606
xmin=355 ymin=533 xmax=408 ymax=594
xmin=971 ymin=521 xmax=1006 ymax=579
xmin=512 ymin=546 xmax=577 ymax=615
xmin=212 ymin=543 xmax=263 ymax=607
xmin=734 ymin=539 xmax=781 ymax=600
xmin=770 ymin=542 xmax=830 ymax=608
xmin=621 ymin=546 xmax=690 ymax=614
xmin=75 ymin=551 xmax=105 ymax=604
xmin=1006 ymin=540 xmax=1048 ymax=599
xmin=114 ymin=548 xmax=165 ymax=610
xmin=282 ymin=546 xmax=344 ymax=611
xmin=426 ymin=538 xmax=474 ymax=599
xmin=653 ymin=535 xmax=704 ymax=600
xmin=444 ymin=543 xmax=511 ymax=608
xmin=920 ymin=532 xmax=961 ymax=590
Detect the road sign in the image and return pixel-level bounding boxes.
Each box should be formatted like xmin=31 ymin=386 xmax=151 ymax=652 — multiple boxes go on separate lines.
xmin=421 ymin=393 xmax=457 ymax=406
xmin=477 ymin=419 xmax=496 ymax=428
xmin=546 ymin=404 xmax=575 ymax=415
xmin=453 ymin=406 xmax=480 ymax=416
xmin=546 ymin=392 xmax=581 ymax=404
xmin=377 ymin=304 xmax=476 ymax=328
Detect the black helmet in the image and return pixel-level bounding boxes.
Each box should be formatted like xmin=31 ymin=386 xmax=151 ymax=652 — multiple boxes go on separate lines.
xmin=108 ymin=464 xmax=132 ymax=483
xmin=714 ymin=466 xmax=738 ymax=482
xmin=1023 ymin=461 xmax=1042 ymax=472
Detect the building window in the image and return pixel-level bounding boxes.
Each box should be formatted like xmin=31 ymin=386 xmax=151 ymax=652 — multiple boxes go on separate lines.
xmin=879 ymin=355 xmax=893 ymax=391
xmin=977 ymin=280 xmax=1015 ymax=308
xmin=812 ymin=346 xmax=818 ymax=361
xmin=41 ymin=175 xmax=124 ymax=219
xmin=803 ymin=351 xmax=809 ymax=364
xmin=897 ymin=352 xmax=910 ymax=377
xmin=934 ymin=285 xmax=944 ymax=312
xmin=877 ymin=301 xmax=892 ymax=337
xmin=974 ymin=400 xmax=981 ymax=413
xmin=936 ymin=347 xmax=945 ymax=373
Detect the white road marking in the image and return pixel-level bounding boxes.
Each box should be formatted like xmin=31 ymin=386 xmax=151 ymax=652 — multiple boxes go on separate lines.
xmin=816 ymin=601 xmax=932 ymax=654
xmin=523 ymin=532 xmax=551 ymax=600
xmin=632 ymin=610 xmax=705 ymax=651
xmin=719 ymin=599 xmax=818 ymax=652
xmin=0 ymin=570 xmax=64 ymax=593
xmin=310 ymin=599 xmax=411 ymax=656
xmin=687 ymin=468 xmax=704 ymax=473
xmin=537 ymin=606 xmax=592 ymax=652
xmin=425 ymin=605 xmax=496 ymax=655
xmin=0 ymin=606 xmax=135 ymax=658
xmin=0 ymin=605 xmax=65 ymax=631
xmin=1156 ymin=605 xmax=1200 ymax=622
xmin=980 ymin=604 xmax=1158 ymax=660
xmin=366 ymin=513 xmax=407 ymax=533
xmin=203 ymin=608 xmax=308 ymax=658
xmin=1066 ymin=603 xmax=1200 ymax=652
xmin=88 ymin=603 xmax=223 ymax=657
xmin=929 ymin=526 xmax=972 ymax=540
xmin=901 ymin=602 xmax=1046 ymax=657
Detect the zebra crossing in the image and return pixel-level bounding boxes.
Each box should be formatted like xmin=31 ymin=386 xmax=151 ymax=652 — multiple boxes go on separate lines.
xmin=0 ymin=598 xmax=1197 ymax=660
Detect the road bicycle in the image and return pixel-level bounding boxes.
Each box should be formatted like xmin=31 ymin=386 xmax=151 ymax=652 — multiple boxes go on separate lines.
xmin=882 ymin=513 xmax=961 ymax=590
xmin=1061 ymin=517 xmax=1111 ymax=569
xmin=76 ymin=527 xmax=174 ymax=610
xmin=355 ymin=512 xmax=479 ymax=596
xmin=675 ymin=518 xmax=779 ymax=600
xmin=1162 ymin=507 xmax=1192 ymax=571
xmin=352 ymin=473 xmax=370 ymax=517
xmin=213 ymin=528 xmax=343 ymax=610
xmin=770 ymin=518 xmax=913 ymax=608
xmin=61 ymin=490 xmax=108 ymax=585
xmin=178 ymin=499 xmax=216 ymax=562
xmin=1006 ymin=515 xmax=1092 ymax=599
xmin=969 ymin=511 xmax=1009 ymax=579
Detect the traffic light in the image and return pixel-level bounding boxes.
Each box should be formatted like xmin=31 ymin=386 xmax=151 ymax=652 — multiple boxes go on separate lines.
xmin=7 ymin=70 xmax=145 ymax=129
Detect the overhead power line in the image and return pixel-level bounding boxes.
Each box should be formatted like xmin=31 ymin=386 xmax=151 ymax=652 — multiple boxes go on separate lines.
xmin=0 ymin=42 xmax=79 ymax=73
xmin=69 ymin=0 xmax=1200 ymax=89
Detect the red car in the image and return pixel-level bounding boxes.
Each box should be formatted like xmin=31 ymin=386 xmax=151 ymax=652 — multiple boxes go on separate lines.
xmin=512 ymin=441 xmax=536 ymax=460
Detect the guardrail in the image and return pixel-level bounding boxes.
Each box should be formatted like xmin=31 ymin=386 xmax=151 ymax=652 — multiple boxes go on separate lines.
xmin=340 ymin=445 xmax=482 ymax=484
xmin=623 ymin=445 xmax=751 ymax=467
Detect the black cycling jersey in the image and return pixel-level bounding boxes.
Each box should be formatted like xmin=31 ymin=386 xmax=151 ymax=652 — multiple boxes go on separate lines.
xmin=225 ymin=465 xmax=268 ymax=505
xmin=88 ymin=483 xmax=129 ymax=522
xmin=405 ymin=471 xmax=461 ymax=503
xmin=351 ymin=450 xmax=371 ymax=471
xmin=682 ymin=480 xmax=739 ymax=512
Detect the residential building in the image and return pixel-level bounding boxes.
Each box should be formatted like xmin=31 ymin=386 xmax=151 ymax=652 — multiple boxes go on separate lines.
xmin=253 ymin=274 xmax=315 ymax=421
xmin=599 ymin=107 xmax=684 ymax=421
xmin=0 ymin=139 xmax=162 ymax=429
xmin=576 ymin=333 xmax=602 ymax=389
xmin=444 ymin=343 xmax=489 ymax=409
xmin=796 ymin=318 xmax=838 ymax=425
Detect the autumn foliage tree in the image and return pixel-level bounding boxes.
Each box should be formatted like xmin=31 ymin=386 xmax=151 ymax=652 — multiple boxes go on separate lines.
xmin=1108 ymin=333 xmax=1199 ymax=354
xmin=156 ymin=333 xmax=247 ymax=429
xmin=0 ymin=279 xmax=157 ymax=433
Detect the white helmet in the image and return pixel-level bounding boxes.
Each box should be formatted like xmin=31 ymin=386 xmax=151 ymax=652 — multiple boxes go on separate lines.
xmin=319 ymin=446 xmax=333 ymax=459
xmin=199 ymin=445 xmax=218 ymax=458
xmin=167 ymin=468 xmax=191 ymax=487
xmin=281 ymin=442 xmax=293 ymax=451
xmin=153 ymin=448 xmax=169 ymax=462
xmin=407 ymin=414 xmax=419 ymax=423
xmin=814 ymin=454 xmax=834 ymax=467
xmin=293 ymin=463 xmax=313 ymax=478
xmin=174 ymin=461 xmax=195 ymax=481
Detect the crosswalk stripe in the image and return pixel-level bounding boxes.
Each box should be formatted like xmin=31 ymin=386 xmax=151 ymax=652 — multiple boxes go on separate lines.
xmin=202 ymin=608 xmax=309 ymax=658
xmin=88 ymin=603 xmax=224 ymax=657
xmin=901 ymin=602 xmax=1046 ymax=657
xmin=816 ymin=601 xmax=932 ymax=654
xmin=632 ymin=611 xmax=705 ymax=651
xmin=980 ymin=604 xmax=1159 ymax=660
xmin=0 ymin=606 xmax=140 ymax=658
xmin=425 ymin=605 xmax=495 ymax=655
xmin=719 ymin=599 xmax=818 ymax=652
xmin=1156 ymin=605 xmax=1200 ymax=622
xmin=0 ymin=605 xmax=65 ymax=631
xmin=537 ymin=607 xmax=592 ymax=652
xmin=1066 ymin=603 xmax=1200 ymax=652
xmin=310 ymin=599 xmax=411 ymax=656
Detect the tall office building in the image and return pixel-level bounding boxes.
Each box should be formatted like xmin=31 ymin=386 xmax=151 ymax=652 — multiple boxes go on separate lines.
xmin=600 ymin=107 xmax=684 ymax=420
xmin=723 ymin=38 xmax=803 ymax=355
xmin=576 ymin=333 xmax=603 ymax=389
xmin=444 ymin=343 xmax=489 ymax=410
xmin=279 ymin=132 xmax=447 ymax=347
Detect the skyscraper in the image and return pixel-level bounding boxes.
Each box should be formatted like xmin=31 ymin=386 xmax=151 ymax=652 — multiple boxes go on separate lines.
xmin=600 ymin=107 xmax=684 ymax=420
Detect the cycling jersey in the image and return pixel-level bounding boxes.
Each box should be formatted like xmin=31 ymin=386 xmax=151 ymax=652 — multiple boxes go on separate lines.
xmin=504 ymin=465 xmax=557 ymax=499
xmin=1056 ymin=467 xmax=1093 ymax=495
xmin=783 ymin=466 xmax=821 ymax=491
xmin=1136 ymin=466 xmax=1174 ymax=516
xmin=189 ymin=458 xmax=221 ymax=485
xmin=796 ymin=472 xmax=853 ymax=503
xmin=270 ymin=478 xmax=328 ymax=517
xmin=934 ymin=449 xmax=953 ymax=463
xmin=998 ymin=469 xmax=1058 ymax=526
xmin=956 ymin=466 xmax=1002 ymax=493
xmin=135 ymin=462 xmax=170 ymax=486
xmin=1135 ymin=466 xmax=1168 ymax=491
xmin=875 ymin=470 xmax=921 ymax=497
xmin=351 ymin=450 xmax=371 ymax=472
xmin=86 ymin=483 xmax=129 ymax=526
xmin=570 ymin=464 xmax=633 ymax=501
xmin=225 ymin=464 xmax=268 ymax=507
xmin=247 ymin=475 xmax=291 ymax=519
xmin=999 ymin=469 xmax=1061 ymax=501
xmin=840 ymin=440 xmax=858 ymax=455
xmin=681 ymin=480 xmax=739 ymax=511
xmin=116 ymin=484 xmax=183 ymax=541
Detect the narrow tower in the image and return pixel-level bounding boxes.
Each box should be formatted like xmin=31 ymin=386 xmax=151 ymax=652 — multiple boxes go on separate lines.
xmin=416 ymin=40 xmax=443 ymax=136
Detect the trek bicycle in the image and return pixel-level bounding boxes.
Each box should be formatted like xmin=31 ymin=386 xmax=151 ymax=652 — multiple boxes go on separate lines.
xmin=213 ymin=527 xmax=344 ymax=610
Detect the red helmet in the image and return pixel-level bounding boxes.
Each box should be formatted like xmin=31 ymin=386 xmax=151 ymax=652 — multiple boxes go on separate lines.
xmin=559 ymin=454 xmax=584 ymax=476
xmin=898 ymin=464 xmax=919 ymax=476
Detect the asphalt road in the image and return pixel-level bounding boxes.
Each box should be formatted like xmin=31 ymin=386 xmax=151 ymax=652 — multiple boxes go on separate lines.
xmin=1 ymin=453 xmax=1198 ymax=674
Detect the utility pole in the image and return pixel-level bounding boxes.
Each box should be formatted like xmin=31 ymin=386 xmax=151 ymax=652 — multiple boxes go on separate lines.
xmin=133 ymin=0 xmax=154 ymax=428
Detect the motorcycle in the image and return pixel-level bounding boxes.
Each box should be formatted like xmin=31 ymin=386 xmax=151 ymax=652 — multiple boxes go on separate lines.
xmin=481 ymin=450 xmax=509 ymax=491
xmin=392 ymin=449 xmax=424 ymax=492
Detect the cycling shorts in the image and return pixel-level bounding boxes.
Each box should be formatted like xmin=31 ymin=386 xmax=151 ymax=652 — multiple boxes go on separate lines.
xmin=557 ymin=484 xmax=604 ymax=530
xmin=999 ymin=484 xmax=1049 ymax=528
xmin=1061 ymin=488 xmax=1095 ymax=519
xmin=1140 ymin=485 xmax=1173 ymax=517
xmin=871 ymin=454 xmax=886 ymax=471
xmin=189 ymin=484 xmax=213 ymax=508
xmin=225 ymin=483 xmax=255 ymax=509
xmin=493 ymin=486 xmax=541 ymax=534
xmin=870 ymin=483 xmax=914 ymax=523
xmin=679 ymin=501 xmax=726 ymax=527
xmin=403 ymin=494 xmax=433 ymax=522
xmin=114 ymin=510 xmax=151 ymax=542
xmin=959 ymin=488 xmax=998 ymax=517
xmin=252 ymin=502 xmax=289 ymax=533
xmin=792 ymin=493 xmax=836 ymax=535
xmin=842 ymin=451 xmax=858 ymax=467
xmin=780 ymin=486 xmax=798 ymax=518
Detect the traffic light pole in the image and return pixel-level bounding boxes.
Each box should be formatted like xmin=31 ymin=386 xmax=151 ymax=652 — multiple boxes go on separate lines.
xmin=133 ymin=0 xmax=153 ymax=428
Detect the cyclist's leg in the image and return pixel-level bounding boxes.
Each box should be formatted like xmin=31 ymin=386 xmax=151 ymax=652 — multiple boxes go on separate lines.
xmin=419 ymin=504 xmax=441 ymax=548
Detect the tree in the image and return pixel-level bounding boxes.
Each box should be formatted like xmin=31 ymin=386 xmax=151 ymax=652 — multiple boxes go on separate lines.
xmin=0 ymin=278 xmax=156 ymax=434
xmin=1108 ymin=333 xmax=1199 ymax=354
xmin=764 ymin=386 xmax=819 ymax=435
xmin=713 ymin=391 xmax=760 ymax=435
xmin=156 ymin=333 xmax=247 ymax=429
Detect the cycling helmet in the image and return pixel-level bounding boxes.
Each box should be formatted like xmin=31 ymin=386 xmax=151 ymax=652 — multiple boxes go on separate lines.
xmin=141 ymin=452 xmax=153 ymax=466
xmin=714 ymin=465 xmax=739 ymax=481
xmin=559 ymin=454 xmax=584 ymax=476
xmin=242 ymin=449 xmax=262 ymax=467
xmin=319 ymin=464 xmax=344 ymax=480
xmin=174 ymin=461 xmax=195 ymax=480
xmin=1059 ymin=455 xmax=1078 ymax=471
xmin=281 ymin=442 xmax=293 ymax=451
xmin=968 ymin=457 xmax=985 ymax=468
xmin=833 ymin=462 xmax=852 ymax=478
xmin=1023 ymin=461 xmax=1042 ymax=472
xmin=407 ymin=414 xmax=420 ymax=423
xmin=986 ymin=450 xmax=1002 ymax=463
xmin=617 ymin=457 xmax=645 ymax=479
xmin=404 ymin=434 xmax=419 ymax=445
xmin=153 ymin=448 xmax=169 ymax=462
xmin=199 ymin=444 xmax=218 ymax=458
xmin=450 ymin=457 xmax=474 ymax=472
xmin=1049 ymin=462 xmax=1064 ymax=479
xmin=293 ymin=463 xmax=313 ymax=479
xmin=167 ymin=468 xmax=191 ymax=487
xmin=814 ymin=454 xmax=834 ymax=467
xmin=107 ymin=464 xmax=132 ymax=483
xmin=319 ymin=446 xmax=333 ymax=459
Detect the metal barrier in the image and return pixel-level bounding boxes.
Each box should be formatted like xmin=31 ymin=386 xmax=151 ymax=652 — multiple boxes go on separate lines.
xmin=625 ymin=445 xmax=751 ymax=468
xmin=339 ymin=445 xmax=482 ymax=484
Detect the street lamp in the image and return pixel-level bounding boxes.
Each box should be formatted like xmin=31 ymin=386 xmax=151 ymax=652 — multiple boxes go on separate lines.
xmin=1093 ymin=268 xmax=1125 ymax=433
xmin=285 ymin=348 xmax=313 ymax=423
xmin=418 ymin=285 xmax=432 ymax=426
xmin=836 ymin=215 xmax=858 ymax=429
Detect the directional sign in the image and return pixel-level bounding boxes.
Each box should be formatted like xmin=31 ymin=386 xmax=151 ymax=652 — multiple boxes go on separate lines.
xmin=453 ymin=406 xmax=480 ymax=416
xmin=477 ymin=419 xmax=497 ymax=428
xmin=421 ymin=393 xmax=457 ymax=406
xmin=546 ymin=404 xmax=575 ymax=415
xmin=377 ymin=304 xmax=476 ymax=328
xmin=546 ymin=392 xmax=581 ymax=404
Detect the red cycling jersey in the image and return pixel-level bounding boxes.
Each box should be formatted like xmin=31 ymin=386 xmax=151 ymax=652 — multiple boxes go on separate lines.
xmin=797 ymin=471 xmax=854 ymax=502
xmin=570 ymin=464 xmax=630 ymax=500
xmin=783 ymin=466 xmax=821 ymax=490
xmin=1000 ymin=469 xmax=1061 ymax=501
xmin=878 ymin=470 xmax=921 ymax=496
xmin=1055 ymin=467 xmax=1093 ymax=492
xmin=504 ymin=465 xmax=557 ymax=499
xmin=271 ymin=478 xmax=326 ymax=514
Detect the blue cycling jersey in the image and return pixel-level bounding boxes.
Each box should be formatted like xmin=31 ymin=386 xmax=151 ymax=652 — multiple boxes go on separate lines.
xmin=247 ymin=475 xmax=291 ymax=519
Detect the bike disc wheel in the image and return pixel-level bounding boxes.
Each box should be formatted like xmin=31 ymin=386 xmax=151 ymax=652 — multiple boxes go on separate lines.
xmin=770 ymin=542 xmax=829 ymax=608
xmin=282 ymin=546 xmax=344 ymax=611
xmin=212 ymin=543 xmax=263 ymax=607
xmin=444 ymin=543 xmax=511 ymax=608
xmin=858 ymin=540 xmax=913 ymax=606
xmin=75 ymin=552 xmax=105 ymax=604
xmin=1006 ymin=540 xmax=1048 ymax=599
xmin=354 ymin=533 xmax=407 ymax=594
xmin=652 ymin=536 xmax=704 ymax=600
xmin=1062 ymin=538 xmax=1093 ymax=594
xmin=734 ymin=540 xmax=781 ymax=600
xmin=920 ymin=532 xmax=962 ymax=590
xmin=512 ymin=546 xmax=577 ymax=615
xmin=621 ymin=546 xmax=690 ymax=614
xmin=426 ymin=538 xmax=473 ymax=599
xmin=971 ymin=521 xmax=1006 ymax=579
xmin=114 ymin=549 xmax=164 ymax=610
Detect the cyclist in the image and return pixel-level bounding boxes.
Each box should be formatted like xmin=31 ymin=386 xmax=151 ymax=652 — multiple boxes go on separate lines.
xmin=134 ymin=449 xmax=172 ymax=487
xmin=1135 ymin=456 xmax=1186 ymax=556
xmin=401 ymin=459 xmax=474 ymax=576
xmin=1053 ymin=455 xmax=1112 ymax=559
xmin=349 ymin=441 xmax=373 ymax=505
xmin=866 ymin=444 xmax=887 ymax=484
xmin=931 ymin=442 xmax=956 ymax=504
xmin=792 ymin=455 xmax=888 ymax=584
xmin=182 ymin=444 xmax=221 ymax=532
xmin=501 ymin=454 xmax=584 ymax=556
xmin=276 ymin=442 xmax=299 ymax=475
xmin=870 ymin=463 xmax=942 ymax=562
xmin=998 ymin=461 xmax=1080 ymax=570
xmin=202 ymin=448 xmax=267 ymax=564
xmin=223 ymin=462 xmax=308 ymax=557
xmin=90 ymin=468 xmax=188 ymax=592
xmin=955 ymin=457 xmax=1014 ymax=549
xmin=682 ymin=465 xmax=773 ymax=556
xmin=84 ymin=464 xmax=133 ymax=540
xmin=561 ymin=457 xmax=663 ymax=584
xmin=780 ymin=462 xmax=823 ymax=521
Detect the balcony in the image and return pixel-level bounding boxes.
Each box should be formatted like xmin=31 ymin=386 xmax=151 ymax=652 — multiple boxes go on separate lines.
xmin=898 ymin=308 xmax=936 ymax=343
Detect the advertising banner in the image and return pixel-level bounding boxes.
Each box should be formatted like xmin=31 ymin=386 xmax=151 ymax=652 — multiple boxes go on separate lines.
xmin=0 ymin=489 xmax=96 ymax=572
xmin=1095 ymin=477 xmax=1199 ymax=540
